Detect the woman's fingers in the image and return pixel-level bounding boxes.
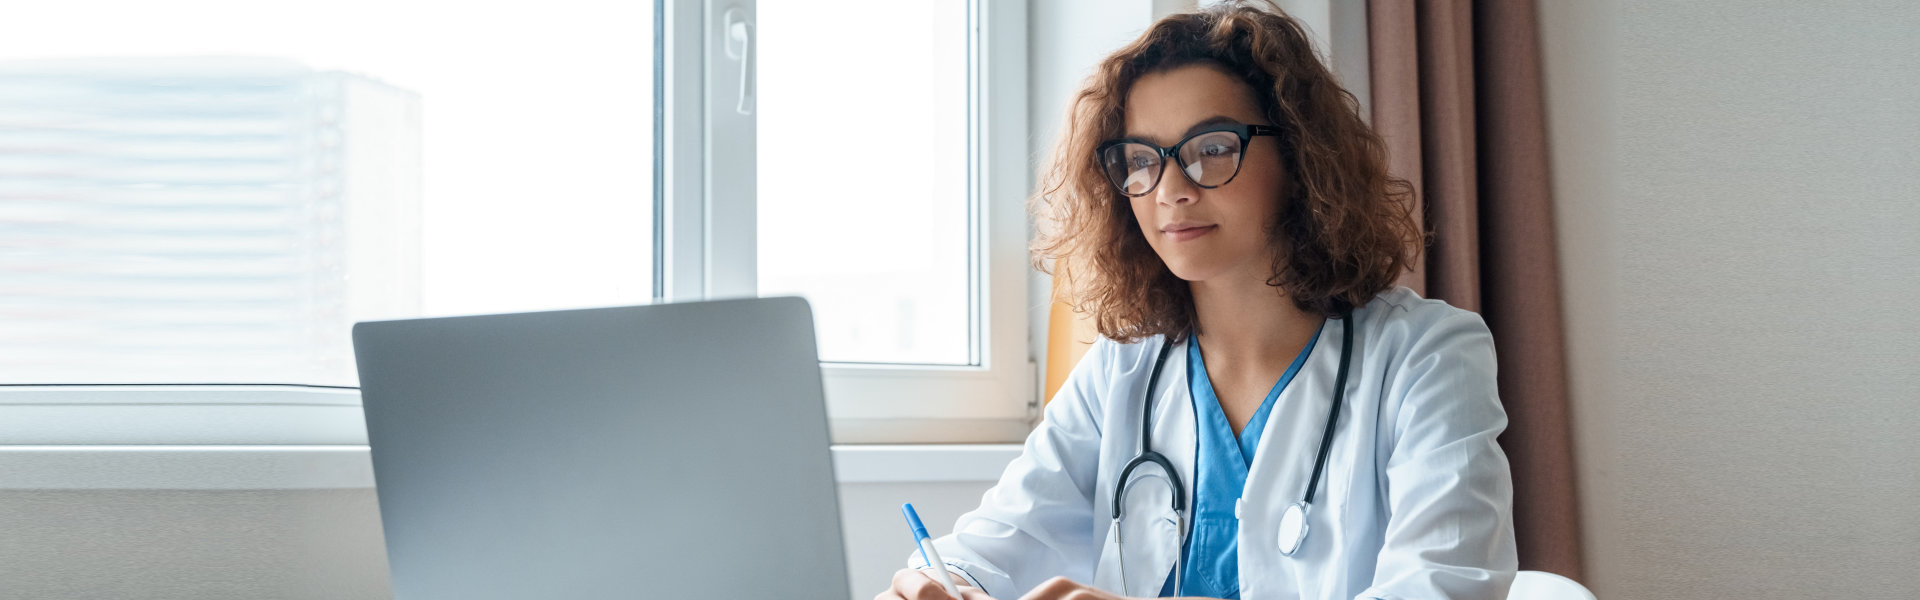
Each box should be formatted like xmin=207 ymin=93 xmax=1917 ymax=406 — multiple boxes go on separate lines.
xmin=1016 ymin=576 xmax=1120 ymax=600
xmin=888 ymin=568 xmax=936 ymax=600
xmin=888 ymin=568 xmax=971 ymax=600
xmin=884 ymin=567 xmax=1008 ymax=600
xmin=959 ymin=587 xmax=998 ymax=600
xmin=885 ymin=570 xmax=1126 ymax=600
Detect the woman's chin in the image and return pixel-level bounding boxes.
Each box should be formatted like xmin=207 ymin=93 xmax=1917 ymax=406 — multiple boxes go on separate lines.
xmin=1161 ymin=261 xmax=1221 ymax=283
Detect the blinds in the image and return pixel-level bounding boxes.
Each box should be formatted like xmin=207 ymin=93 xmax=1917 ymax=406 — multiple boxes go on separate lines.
xmin=0 ymin=57 xmax=420 ymax=386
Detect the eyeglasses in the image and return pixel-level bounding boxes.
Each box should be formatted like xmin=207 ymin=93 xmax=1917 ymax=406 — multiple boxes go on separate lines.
xmin=1096 ymin=123 xmax=1281 ymax=197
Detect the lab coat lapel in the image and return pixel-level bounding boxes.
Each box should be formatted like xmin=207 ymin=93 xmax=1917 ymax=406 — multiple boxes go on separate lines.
xmin=1092 ymin=336 xmax=1199 ymax=597
xmin=1156 ymin=336 xmax=1197 ymax=525
xmin=1139 ymin=337 xmax=1196 ymax=594
xmin=1245 ymin=321 xmax=1341 ymax=503
xmin=1240 ymin=319 xmax=1347 ymax=595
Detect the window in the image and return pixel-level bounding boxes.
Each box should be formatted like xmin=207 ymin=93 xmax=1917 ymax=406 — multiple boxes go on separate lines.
xmin=0 ymin=0 xmax=658 ymax=388
xmin=748 ymin=0 xmax=1035 ymax=443
xmin=2 ymin=0 xmax=1033 ymax=446
xmin=758 ymin=0 xmax=973 ymax=366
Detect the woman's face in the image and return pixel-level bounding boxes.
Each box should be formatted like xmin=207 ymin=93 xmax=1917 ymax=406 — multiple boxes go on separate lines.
xmin=1121 ymin=64 xmax=1286 ymax=285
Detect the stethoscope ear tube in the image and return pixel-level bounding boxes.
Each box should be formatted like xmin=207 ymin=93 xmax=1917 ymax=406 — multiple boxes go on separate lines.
xmin=1301 ymin=306 xmax=1354 ymax=508
xmin=1111 ymin=338 xmax=1185 ymax=522
xmin=1111 ymin=338 xmax=1186 ymax=597
xmin=1112 ymin=306 xmax=1356 ymax=569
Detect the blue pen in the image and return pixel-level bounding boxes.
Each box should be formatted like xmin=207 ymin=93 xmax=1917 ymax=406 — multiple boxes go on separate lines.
xmin=901 ymin=503 xmax=964 ymax=599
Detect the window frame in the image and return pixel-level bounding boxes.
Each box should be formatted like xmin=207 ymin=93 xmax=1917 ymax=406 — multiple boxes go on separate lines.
xmin=1 ymin=0 xmax=699 ymax=447
xmin=660 ymin=0 xmax=756 ymax=302
xmin=0 ymin=0 xmax=1036 ymax=448
xmin=676 ymin=0 xmax=1036 ymax=444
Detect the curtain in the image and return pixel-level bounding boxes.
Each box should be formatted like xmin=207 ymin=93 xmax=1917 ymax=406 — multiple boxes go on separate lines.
xmin=1043 ymin=300 xmax=1098 ymax=405
xmin=1368 ymin=0 xmax=1584 ymax=579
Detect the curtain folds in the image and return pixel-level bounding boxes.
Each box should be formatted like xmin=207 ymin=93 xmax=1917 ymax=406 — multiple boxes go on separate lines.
xmin=1368 ymin=0 xmax=1583 ymax=579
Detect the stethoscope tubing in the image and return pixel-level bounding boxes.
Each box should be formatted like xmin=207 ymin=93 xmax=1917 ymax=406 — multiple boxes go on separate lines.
xmin=1110 ymin=306 xmax=1354 ymax=593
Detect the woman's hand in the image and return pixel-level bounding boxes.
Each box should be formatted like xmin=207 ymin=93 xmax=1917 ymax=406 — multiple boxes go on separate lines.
xmin=1013 ymin=576 xmax=1130 ymax=600
xmin=877 ymin=568 xmax=997 ymax=600
xmin=1011 ymin=576 xmax=1223 ymax=600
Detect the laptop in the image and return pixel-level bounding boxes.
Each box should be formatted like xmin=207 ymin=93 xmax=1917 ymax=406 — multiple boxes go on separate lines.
xmin=353 ymin=297 xmax=851 ymax=599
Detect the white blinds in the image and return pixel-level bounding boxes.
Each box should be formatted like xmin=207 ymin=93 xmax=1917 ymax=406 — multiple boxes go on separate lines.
xmin=0 ymin=57 xmax=420 ymax=386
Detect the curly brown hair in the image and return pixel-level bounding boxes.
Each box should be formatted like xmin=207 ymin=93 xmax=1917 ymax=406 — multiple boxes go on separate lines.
xmin=1031 ymin=1 xmax=1421 ymax=343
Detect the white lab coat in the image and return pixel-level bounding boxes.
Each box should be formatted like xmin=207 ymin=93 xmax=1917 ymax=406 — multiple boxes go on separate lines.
xmin=910 ymin=287 xmax=1517 ymax=599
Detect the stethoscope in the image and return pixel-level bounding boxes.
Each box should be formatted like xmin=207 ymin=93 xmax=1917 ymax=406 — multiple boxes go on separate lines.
xmin=1109 ymin=306 xmax=1354 ymax=596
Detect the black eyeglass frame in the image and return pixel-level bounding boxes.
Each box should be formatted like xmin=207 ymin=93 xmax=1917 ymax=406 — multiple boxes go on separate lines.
xmin=1095 ymin=123 xmax=1283 ymax=197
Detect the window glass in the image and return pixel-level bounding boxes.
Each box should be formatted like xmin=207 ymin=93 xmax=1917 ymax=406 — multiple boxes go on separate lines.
xmin=757 ymin=0 xmax=972 ymax=365
xmin=0 ymin=1 xmax=656 ymax=385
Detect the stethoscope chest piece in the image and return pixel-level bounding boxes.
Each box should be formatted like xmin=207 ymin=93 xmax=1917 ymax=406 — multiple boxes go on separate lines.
xmin=1277 ymin=500 xmax=1311 ymax=556
xmin=1112 ymin=306 xmax=1353 ymax=576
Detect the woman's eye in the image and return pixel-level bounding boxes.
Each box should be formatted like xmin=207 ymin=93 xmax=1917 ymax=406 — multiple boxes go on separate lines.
xmin=1200 ymin=143 xmax=1232 ymax=157
xmin=1130 ymin=154 xmax=1157 ymax=168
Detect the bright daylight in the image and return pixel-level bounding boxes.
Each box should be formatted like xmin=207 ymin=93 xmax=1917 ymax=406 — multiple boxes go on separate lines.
xmin=1 ymin=1 xmax=1913 ymax=599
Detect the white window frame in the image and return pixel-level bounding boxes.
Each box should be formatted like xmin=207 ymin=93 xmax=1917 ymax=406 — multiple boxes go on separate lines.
xmin=0 ymin=0 xmax=1034 ymax=454
xmin=825 ymin=0 xmax=1035 ymax=444
xmin=666 ymin=0 xmax=1036 ymax=444
xmin=661 ymin=0 xmax=756 ymax=302
xmin=0 ymin=0 xmax=714 ymax=450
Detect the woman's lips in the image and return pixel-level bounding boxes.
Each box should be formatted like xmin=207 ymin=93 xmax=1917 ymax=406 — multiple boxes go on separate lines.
xmin=1163 ymin=225 xmax=1217 ymax=242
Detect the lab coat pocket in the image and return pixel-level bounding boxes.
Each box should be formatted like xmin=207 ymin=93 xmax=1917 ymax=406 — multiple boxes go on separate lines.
xmin=1092 ymin=480 xmax=1181 ymax=596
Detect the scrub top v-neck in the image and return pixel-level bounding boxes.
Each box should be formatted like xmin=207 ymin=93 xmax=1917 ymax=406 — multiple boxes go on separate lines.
xmin=1162 ymin=324 xmax=1322 ymax=598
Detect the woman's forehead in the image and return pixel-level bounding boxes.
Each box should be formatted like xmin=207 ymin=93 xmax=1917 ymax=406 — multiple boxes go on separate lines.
xmin=1122 ymin=65 xmax=1262 ymax=145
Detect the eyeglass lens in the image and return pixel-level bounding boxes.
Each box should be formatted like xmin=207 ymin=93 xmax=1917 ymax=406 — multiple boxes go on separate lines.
xmin=1100 ymin=130 xmax=1245 ymax=196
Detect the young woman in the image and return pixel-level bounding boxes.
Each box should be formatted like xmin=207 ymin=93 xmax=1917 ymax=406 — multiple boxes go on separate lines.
xmin=881 ymin=3 xmax=1515 ymax=599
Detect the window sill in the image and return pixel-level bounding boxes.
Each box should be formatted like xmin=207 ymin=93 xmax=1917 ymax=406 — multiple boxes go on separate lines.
xmin=0 ymin=386 xmax=1023 ymax=490
xmin=0 ymin=444 xmax=1022 ymax=490
xmin=828 ymin=444 xmax=1023 ymax=484
xmin=0 ymin=445 xmax=375 ymax=490
xmin=0 ymin=385 xmax=368 ymax=446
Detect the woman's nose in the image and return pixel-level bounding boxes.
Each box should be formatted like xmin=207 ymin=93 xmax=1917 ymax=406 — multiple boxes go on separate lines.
xmin=1155 ymin=162 xmax=1199 ymax=205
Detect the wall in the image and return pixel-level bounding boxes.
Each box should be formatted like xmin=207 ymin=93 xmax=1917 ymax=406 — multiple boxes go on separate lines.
xmin=0 ymin=489 xmax=390 ymax=600
xmin=837 ymin=481 xmax=997 ymax=596
xmin=1539 ymin=1 xmax=1920 ymax=597
xmin=0 ymin=480 xmax=998 ymax=600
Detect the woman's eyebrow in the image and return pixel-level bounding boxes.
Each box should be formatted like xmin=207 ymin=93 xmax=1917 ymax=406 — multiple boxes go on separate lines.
xmin=1122 ymin=115 xmax=1242 ymax=146
xmin=1181 ymin=115 xmax=1240 ymax=137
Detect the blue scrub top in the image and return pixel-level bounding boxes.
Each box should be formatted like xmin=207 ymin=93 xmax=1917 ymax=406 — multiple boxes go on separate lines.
xmin=1162 ymin=324 xmax=1322 ymax=598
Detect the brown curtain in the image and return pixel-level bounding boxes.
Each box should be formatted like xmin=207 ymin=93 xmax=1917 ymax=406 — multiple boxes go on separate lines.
xmin=1368 ymin=0 xmax=1584 ymax=580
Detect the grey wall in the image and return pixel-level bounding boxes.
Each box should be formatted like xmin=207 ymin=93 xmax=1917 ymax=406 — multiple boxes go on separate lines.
xmin=0 ymin=481 xmax=995 ymax=600
xmin=837 ymin=481 xmax=998 ymax=597
xmin=0 ymin=490 xmax=391 ymax=600
xmin=1540 ymin=1 xmax=1920 ymax=597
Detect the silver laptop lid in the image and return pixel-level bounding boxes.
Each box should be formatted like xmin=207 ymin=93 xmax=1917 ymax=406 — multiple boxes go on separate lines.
xmin=353 ymin=297 xmax=849 ymax=599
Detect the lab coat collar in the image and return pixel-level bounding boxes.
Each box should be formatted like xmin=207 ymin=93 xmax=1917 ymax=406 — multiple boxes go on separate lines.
xmin=1243 ymin=315 xmax=1350 ymax=509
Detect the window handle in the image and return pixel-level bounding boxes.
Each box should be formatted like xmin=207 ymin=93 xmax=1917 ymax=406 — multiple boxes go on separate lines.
xmin=724 ymin=7 xmax=755 ymax=115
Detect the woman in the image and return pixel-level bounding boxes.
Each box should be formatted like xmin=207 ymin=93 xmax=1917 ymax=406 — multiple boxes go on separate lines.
xmin=881 ymin=3 xmax=1515 ymax=599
